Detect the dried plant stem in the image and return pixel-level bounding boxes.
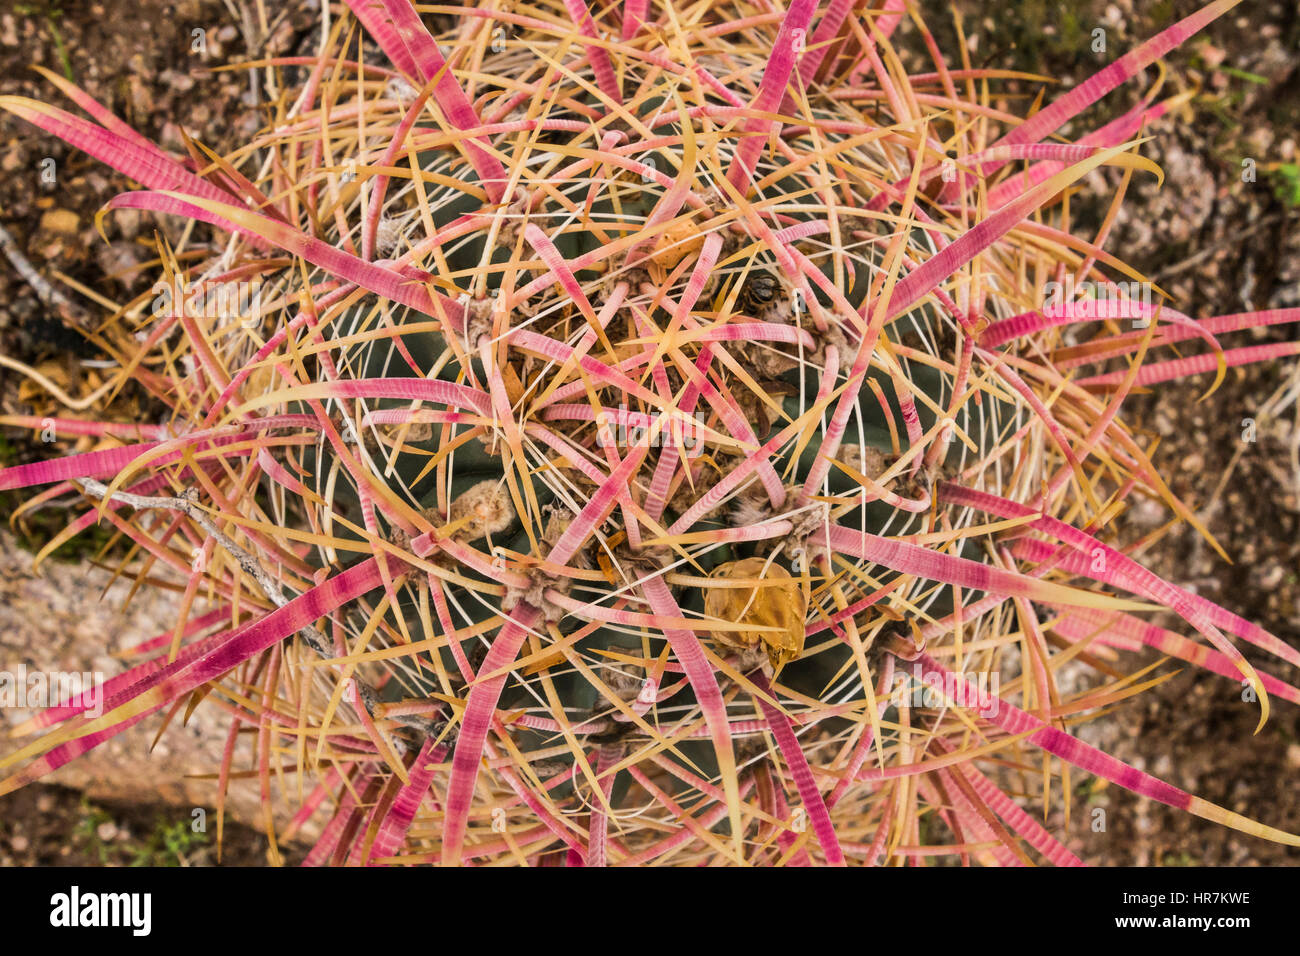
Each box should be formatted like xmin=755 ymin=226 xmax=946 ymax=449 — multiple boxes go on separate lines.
xmin=0 ymin=219 xmax=93 ymax=328
xmin=72 ymin=477 xmax=443 ymax=742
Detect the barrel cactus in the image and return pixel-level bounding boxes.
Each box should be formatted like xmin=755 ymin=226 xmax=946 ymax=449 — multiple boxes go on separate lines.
xmin=2 ymin=0 xmax=1298 ymax=866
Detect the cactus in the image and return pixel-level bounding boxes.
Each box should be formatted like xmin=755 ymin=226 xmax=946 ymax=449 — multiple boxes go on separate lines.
xmin=2 ymin=0 xmax=1299 ymax=866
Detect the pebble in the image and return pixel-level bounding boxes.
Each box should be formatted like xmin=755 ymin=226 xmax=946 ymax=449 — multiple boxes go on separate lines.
xmin=38 ymin=208 xmax=80 ymax=235
xmin=1287 ymin=744 xmax=1300 ymax=770
xmin=1255 ymin=564 xmax=1285 ymax=590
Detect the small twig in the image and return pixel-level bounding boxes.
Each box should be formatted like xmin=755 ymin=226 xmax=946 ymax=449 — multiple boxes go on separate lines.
xmin=78 ymin=479 xmax=299 ymax=609
xmin=0 ymin=219 xmax=94 ymax=328
xmin=0 ymin=353 xmax=120 ymax=411
xmin=1152 ymin=213 xmax=1287 ymax=282
xmin=72 ymin=478 xmax=446 ymax=743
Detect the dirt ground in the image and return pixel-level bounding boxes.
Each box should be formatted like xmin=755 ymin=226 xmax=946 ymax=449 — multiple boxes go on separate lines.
xmin=0 ymin=0 xmax=1297 ymax=865
xmin=0 ymin=783 xmax=304 ymax=866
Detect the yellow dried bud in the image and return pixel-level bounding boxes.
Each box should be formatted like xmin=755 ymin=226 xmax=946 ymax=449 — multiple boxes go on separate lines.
xmin=704 ymin=557 xmax=806 ymax=669
xmin=448 ymin=480 xmax=515 ymax=540
xmin=650 ymin=218 xmax=705 ymax=268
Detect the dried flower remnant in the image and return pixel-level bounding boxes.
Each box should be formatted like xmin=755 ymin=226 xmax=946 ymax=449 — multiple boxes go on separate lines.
xmin=706 ymin=557 xmax=808 ymax=669
xmin=447 ymin=480 xmax=515 ymax=541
